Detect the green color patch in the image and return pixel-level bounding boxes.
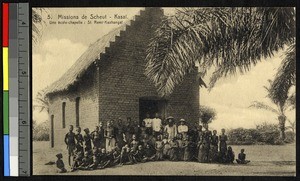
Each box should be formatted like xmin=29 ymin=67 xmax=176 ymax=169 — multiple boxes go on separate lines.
xmin=3 ymin=91 xmax=9 ymax=134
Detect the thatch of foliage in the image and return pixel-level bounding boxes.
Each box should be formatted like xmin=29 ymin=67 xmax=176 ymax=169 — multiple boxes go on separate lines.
xmin=145 ymin=7 xmax=295 ymax=97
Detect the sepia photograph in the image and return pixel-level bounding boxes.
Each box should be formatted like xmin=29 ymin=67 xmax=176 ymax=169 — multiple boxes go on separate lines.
xmin=32 ymin=7 xmax=296 ymax=176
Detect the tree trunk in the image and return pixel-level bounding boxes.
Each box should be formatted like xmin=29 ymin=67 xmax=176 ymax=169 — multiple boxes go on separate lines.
xmin=278 ymin=115 xmax=286 ymax=140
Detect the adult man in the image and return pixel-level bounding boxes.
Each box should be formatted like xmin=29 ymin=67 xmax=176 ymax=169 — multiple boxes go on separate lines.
xmin=177 ymin=119 xmax=189 ymax=138
xmin=152 ymin=113 xmax=162 ymax=137
xmin=143 ymin=113 xmax=152 ymax=135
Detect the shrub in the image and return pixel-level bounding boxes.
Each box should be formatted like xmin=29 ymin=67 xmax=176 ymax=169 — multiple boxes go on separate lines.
xmin=33 ymin=121 xmax=50 ymax=141
xmin=284 ymin=131 xmax=295 ymax=143
xmin=227 ymin=122 xmax=291 ymax=145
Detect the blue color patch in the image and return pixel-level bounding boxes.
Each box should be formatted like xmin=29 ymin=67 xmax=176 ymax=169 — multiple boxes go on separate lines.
xmin=4 ymin=135 xmax=10 ymax=176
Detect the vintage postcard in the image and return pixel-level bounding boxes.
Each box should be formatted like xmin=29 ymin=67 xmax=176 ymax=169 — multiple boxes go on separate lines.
xmin=32 ymin=7 xmax=296 ymax=175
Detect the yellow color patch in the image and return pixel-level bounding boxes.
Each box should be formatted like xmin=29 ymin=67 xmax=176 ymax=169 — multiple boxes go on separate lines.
xmin=3 ymin=47 xmax=9 ymax=90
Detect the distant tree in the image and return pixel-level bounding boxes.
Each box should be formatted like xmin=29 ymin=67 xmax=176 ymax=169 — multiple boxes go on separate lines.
xmin=199 ymin=105 xmax=217 ymax=125
xmin=249 ymin=80 xmax=295 ymax=140
xmin=33 ymin=90 xmax=49 ymax=113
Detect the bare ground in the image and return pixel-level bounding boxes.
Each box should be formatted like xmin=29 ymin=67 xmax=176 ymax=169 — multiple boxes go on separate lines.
xmin=33 ymin=141 xmax=296 ymax=176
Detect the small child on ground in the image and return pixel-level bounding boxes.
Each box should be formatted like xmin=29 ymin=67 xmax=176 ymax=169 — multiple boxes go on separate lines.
xmin=236 ymin=149 xmax=250 ymax=164
xmin=56 ymin=153 xmax=67 ymax=173
xmin=226 ymin=146 xmax=235 ymax=164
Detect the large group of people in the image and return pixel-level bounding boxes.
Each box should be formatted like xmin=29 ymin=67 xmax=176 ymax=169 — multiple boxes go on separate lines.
xmin=56 ymin=113 xmax=250 ymax=173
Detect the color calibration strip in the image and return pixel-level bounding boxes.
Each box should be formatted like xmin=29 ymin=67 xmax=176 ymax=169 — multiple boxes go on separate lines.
xmin=3 ymin=2 xmax=29 ymax=176
xmin=9 ymin=3 xmax=19 ymax=176
xmin=3 ymin=2 xmax=10 ymax=176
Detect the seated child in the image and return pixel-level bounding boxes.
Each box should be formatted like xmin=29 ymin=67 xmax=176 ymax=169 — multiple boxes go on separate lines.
xmin=110 ymin=147 xmax=121 ymax=166
xmin=162 ymin=134 xmax=171 ymax=160
xmin=155 ymin=135 xmax=164 ymax=161
xmin=119 ymin=144 xmax=131 ymax=165
xmin=130 ymin=134 xmax=139 ymax=151
xmin=56 ymin=153 xmax=67 ymax=173
xmin=134 ymin=145 xmax=145 ymax=162
xmin=182 ymin=135 xmax=191 ymax=161
xmin=98 ymin=148 xmax=111 ymax=169
xmin=78 ymin=150 xmax=93 ymax=170
xmin=236 ymin=149 xmax=250 ymax=164
xmin=226 ymin=146 xmax=235 ymax=164
xmin=169 ymin=138 xmax=179 ymax=161
xmin=71 ymin=144 xmax=84 ymax=171
xmin=176 ymin=134 xmax=184 ymax=161
xmin=142 ymin=144 xmax=156 ymax=162
xmin=88 ymin=147 xmax=100 ymax=170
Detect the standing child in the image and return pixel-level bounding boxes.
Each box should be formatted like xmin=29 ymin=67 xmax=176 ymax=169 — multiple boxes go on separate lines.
xmin=75 ymin=127 xmax=84 ymax=151
xmin=83 ymin=128 xmax=92 ymax=152
xmin=155 ymin=135 xmax=164 ymax=161
xmin=64 ymin=125 xmax=76 ymax=166
xmin=105 ymin=120 xmax=116 ymax=152
xmin=91 ymin=126 xmax=101 ymax=149
xmin=56 ymin=153 xmax=67 ymax=173
xmin=219 ymin=128 xmax=228 ymax=163
xmin=210 ymin=130 xmax=219 ymax=163
xmin=236 ymin=149 xmax=250 ymax=164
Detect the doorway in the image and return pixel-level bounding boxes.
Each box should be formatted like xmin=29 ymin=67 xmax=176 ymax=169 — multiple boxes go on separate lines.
xmin=139 ymin=97 xmax=167 ymax=125
xmin=50 ymin=115 xmax=54 ymax=148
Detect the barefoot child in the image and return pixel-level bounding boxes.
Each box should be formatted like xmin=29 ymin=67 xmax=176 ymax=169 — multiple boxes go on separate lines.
xmin=236 ymin=149 xmax=250 ymax=164
xmin=56 ymin=153 xmax=67 ymax=173
xmin=155 ymin=135 xmax=164 ymax=161
xmin=64 ymin=125 xmax=76 ymax=166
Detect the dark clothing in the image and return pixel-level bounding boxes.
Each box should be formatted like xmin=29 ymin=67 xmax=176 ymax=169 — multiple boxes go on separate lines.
xmin=83 ymin=133 xmax=92 ymax=152
xmin=65 ymin=132 xmax=76 ymax=157
xmin=169 ymin=140 xmax=179 ymax=161
xmin=56 ymin=159 xmax=67 ymax=173
xmin=182 ymin=140 xmax=190 ymax=161
xmin=236 ymin=153 xmax=250 ymax=164
xmin=75 ymin=133 xmax=84 ymax=146
xmin=211 ymin=135 xmax=218 ymax=146
xmin=219 ymin=134 xmax=228 ymax=162
xmin=226 ymin=150 xmax=235 ymax=163
xmin=91 ymin=131 xmax=101 ymax=148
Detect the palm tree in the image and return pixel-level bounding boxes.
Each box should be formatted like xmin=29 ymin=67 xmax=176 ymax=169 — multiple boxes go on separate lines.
xmin=249 ymin=80 xmax=294 ymax=140
xmin=145 ymin=7 xmax=295 ymax=97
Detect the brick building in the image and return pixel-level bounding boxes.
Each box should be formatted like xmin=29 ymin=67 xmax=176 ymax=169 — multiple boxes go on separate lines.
xmin=45 ymin=8 xmax=199 ymax=148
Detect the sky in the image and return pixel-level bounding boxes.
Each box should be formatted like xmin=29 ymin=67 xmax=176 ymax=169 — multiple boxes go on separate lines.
xmin=32 ymin=8 xmax=295 ymax=132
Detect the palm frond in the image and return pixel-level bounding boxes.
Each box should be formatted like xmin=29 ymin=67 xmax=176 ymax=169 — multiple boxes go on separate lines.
xmin=268 ymin=43 xmax=296 ymax=109
xmin=145 ymin=7 xmax=295 ymax=96
xmin=249 ymin=101 xmax=279 ymax=114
